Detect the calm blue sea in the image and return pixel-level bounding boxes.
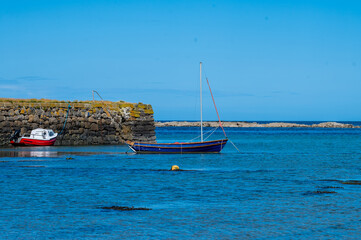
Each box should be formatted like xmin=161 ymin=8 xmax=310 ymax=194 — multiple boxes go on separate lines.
xmin=1 ymin=126 xmax=361 ymax=239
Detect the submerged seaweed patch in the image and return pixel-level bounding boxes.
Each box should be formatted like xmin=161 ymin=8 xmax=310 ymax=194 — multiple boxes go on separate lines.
xmin=303 ymin=190 xmax=337 ymax=196
xmin=101 ymin=206 xmax=151 ymax=211
xmin=20 ymin=165 xmax=46 ymax=168
xmin=318 ymin=179 xmax=341 ymax=182
xmin=319 ymin=186 xmax=344 ymax=189
xmin=340 ymin=180 xmax=361 ymax=185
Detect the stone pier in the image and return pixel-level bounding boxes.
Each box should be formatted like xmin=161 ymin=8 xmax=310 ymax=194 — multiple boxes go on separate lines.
xmin=0 ymin=98 xmax=156 ymax=146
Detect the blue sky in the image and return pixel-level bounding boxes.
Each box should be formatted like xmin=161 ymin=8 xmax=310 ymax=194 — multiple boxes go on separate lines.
xmin=0 ymin=0 xmax=360 ymax=121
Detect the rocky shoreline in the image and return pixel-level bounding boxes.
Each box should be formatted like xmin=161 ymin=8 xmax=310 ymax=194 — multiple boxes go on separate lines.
xmin=155 ymin=121 xmax=360 ymax=128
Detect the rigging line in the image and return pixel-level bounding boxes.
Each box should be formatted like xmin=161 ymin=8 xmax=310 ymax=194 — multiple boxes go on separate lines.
xmin=187 ymin=135 xmax=200 ymax=142
xmin=186 ymin=126 xmax=219 ymax=142
xmin=92 ymin=90 xmax=104 ymax=101
xmin=206 ymin=77 xmax=227 ymax=138
xmin=204 ymin=126 xmax=220 ymax=141
xmin=92 ymin=90 xmax=113 ymax=119
xmin=229 ymin=139 xmax=241 ymax=153
xmin=200 ymin=126 xmax=219 ymax=140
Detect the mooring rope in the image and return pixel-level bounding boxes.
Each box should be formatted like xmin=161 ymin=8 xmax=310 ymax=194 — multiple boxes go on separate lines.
xmin=229 ymin=139 xmax=241 ymax=153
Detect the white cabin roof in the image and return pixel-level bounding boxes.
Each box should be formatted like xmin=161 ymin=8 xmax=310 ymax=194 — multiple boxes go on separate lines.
xmin=30 ymin=128 xmax=55 ymax=134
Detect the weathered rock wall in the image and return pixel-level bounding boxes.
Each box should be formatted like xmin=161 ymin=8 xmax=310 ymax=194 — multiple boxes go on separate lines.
xmin=0 ymin=98 xmax=156 ymax=146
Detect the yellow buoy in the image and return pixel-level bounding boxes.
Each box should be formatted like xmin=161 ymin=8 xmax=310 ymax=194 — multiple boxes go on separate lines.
xmin=171 ymin=165 xmax=180 ymax=171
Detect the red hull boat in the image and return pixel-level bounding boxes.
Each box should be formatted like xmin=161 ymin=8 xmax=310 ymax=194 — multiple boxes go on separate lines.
xmin=10 ymin=129 xmax=58 ymax=147
xmin=10 ymin=137 xmax=57 ymax=146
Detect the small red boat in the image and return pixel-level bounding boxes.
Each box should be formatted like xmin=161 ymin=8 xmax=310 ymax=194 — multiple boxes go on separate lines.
xmin=10 ymin=128 xmax=58 ymax=146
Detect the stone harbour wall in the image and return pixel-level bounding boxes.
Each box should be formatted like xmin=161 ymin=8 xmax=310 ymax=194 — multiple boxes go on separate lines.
xmin=0 ymin=98 xmax=156 ymax=146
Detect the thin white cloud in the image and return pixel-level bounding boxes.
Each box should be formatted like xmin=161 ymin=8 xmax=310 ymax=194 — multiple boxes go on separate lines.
xmin=0 ymin=84 xmax=19 ymax=90
xmin=15 ymin=76 xmax=54 ymax=82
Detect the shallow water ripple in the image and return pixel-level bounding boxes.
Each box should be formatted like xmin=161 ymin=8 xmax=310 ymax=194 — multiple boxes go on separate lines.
xmin=1 ymin=127 xmax=361 ymax=239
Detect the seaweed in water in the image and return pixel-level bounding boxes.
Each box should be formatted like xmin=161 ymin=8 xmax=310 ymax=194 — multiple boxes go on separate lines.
xmin=318 ymin=179 xmax=341 ymax=182
xmin=303 ymin=190 xmax=337 ymax=196
xmin=340 ymin=180 xmax=361 ymax=185
xmin=319 ymin=186 xmax=344 ymax=189
xmin=101 ymin=206 xmax=151 ymax=211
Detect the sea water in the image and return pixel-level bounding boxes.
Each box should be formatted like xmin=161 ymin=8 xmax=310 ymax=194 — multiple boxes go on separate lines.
xmin=1 ymin=126 xmax=361 ymax=239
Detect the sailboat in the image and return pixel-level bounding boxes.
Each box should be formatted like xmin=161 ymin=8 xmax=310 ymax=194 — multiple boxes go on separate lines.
xmin=126 ymin=62 xmax=228 ymax=153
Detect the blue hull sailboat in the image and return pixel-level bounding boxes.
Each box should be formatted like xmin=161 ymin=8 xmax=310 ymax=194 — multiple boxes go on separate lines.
xmin=127 ymin=139 xmax=228 ymax=153
xmin=126 ymin=62 xmax=228 ymax=154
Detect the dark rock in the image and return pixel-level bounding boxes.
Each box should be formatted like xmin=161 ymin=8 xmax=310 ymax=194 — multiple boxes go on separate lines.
xmin=88 ymin=117 xmax=97 ymax=123
xmin=28 ymin=115 xmax=34 ymax=123
xmin=90 ymin=123 xmax=98 ymax=131
xmin=49 ymin=117 xmax=57 ymax=124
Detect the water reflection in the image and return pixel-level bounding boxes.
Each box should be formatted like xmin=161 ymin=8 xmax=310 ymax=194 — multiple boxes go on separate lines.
xmin=29 ymin=151 xmax=58 ymax=158
xmin=0 ymin=145 xmax=130 ymax=158
xmin=0 ymin=151 xmax=60 ymax=158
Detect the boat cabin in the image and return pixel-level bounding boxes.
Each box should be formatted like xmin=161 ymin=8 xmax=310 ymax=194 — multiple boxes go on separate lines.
xmin=26 ymin=129 xmax=57 ymax=140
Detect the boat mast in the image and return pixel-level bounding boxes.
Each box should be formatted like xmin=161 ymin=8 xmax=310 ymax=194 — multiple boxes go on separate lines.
xmin=200 ymin=62 xmax=203 ymax=142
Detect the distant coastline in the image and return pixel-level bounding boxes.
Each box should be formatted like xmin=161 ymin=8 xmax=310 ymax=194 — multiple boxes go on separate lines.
xmin=155 ymin=121 xmax=361 ymax=128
